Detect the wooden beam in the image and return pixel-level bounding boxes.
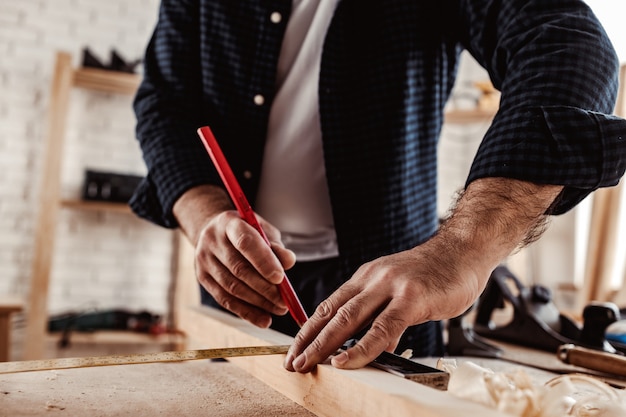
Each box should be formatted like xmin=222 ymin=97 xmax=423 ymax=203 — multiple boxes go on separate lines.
xmin=24 ymin=51 xmax=75 ymax=360
xmin=179 ymin=306 xmax=506 ymax=417
xmin=578 ymin=64 xmax=626 ymax=308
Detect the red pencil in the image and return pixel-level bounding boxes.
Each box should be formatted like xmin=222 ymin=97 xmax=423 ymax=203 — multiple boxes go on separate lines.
xmin=197 ymin=126 xmax=308 ymax=327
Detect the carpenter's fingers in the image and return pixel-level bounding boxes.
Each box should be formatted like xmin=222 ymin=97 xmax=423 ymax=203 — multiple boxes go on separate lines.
xmin=225 ymin=217 xmax=285 ymax=285
xmin=284 ymin=285 xmax=387 ymax=373
xmin=198 ymin=250 xmax=288 ymax=317
xmin=196 ymin=267 xmax=276 ymax=328
xmin=271 ymin=244 xmax=296 ymax=270
xmin=330 ymin=302 xmax=410 ymax=370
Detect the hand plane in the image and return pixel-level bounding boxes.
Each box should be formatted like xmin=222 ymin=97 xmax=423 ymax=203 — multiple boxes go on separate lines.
xmin=471 ymin=265 xmax=624 ymax=354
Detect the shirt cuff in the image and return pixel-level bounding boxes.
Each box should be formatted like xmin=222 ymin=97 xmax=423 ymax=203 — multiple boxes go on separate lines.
xmin=129 ymin=150 xmax=219 ymax=228
xmin=467 ymin=105 xmax=626 ymax=214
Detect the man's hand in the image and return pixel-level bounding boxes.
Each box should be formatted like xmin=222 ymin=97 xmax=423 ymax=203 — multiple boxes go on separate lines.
xmin=284 ymin=241 xmax=481 ymax=372
xmin=173 ymin=185 xmax=296 ymax=328
xmin=284 ymin=177 xmax=563 ymax=372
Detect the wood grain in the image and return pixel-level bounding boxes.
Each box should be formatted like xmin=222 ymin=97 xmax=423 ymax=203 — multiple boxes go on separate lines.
xmin=179 ymin=306 xmax=508 ymax=417
xmin=73 ymin=66 xmax=139 ymax=95
xmin=0 ymin=359 xmax=315 ymax=416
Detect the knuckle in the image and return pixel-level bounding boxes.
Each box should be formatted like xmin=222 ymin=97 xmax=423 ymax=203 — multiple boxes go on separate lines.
xmin=292 ymin=331 xmax=311 ymax=349
xmin=196 ymin=268 xmax=217 ymax=290
xmin=314 ymin=299 xmax=337 ymax=320
xmin=307 ymin=336 xmax=326 ymax=355
xmin=233 ymin=230 xmax=256 ymax=253
xmin=230 ymin=258 xmax=251 ymax=278
xmin=334 ymin=301 xmax=362 ymax=328
xmin=368 ymin=321 xmax=393 ymax=342
xmin=194 ymin=245 xmax=212 ymax=267
xmin=334 ymin=306 xmax=354 ymax=328
xmin=256 ymin=257 xmax=279 ymax=277
xmin=224 ymin=277 xmax=242 ymax=295
xmin=351 ymin=340 xmax=371 ymax=357
xmin=370 ymin=314 xmax=407 ymax=341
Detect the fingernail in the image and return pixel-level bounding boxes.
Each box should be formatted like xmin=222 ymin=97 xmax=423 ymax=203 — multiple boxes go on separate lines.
xmin=292 ymin=353 xmax=306 ymax=370
xmin=332 ymin=351 xmax=348 ymax=367
xmin=283 ymin=352 xmax=294 ymax=370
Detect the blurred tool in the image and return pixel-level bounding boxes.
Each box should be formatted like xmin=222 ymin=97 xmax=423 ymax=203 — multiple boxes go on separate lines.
xmin=559 ymin=343 xmax=626 ymax=378
xmin=473 ymin=265 xmax=624 ymax=354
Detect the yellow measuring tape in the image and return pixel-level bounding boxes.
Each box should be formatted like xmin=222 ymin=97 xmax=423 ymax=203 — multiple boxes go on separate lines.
xmin=0 ymin=345 xmax=291 ymax=374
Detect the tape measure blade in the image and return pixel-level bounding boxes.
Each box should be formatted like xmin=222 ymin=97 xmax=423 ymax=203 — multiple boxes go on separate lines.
xmin=0 ymin=345 xmax=291 ymax=374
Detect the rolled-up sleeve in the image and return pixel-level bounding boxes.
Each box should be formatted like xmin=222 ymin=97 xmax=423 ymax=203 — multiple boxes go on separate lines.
xmin=456 ymin=0 xmax=626 ymax=213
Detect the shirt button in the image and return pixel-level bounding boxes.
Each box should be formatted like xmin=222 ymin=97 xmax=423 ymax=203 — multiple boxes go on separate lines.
xmin=243 ymin=170 xmax=253 ymax=179
xmin=270 ymin=12 xmax=282 ymax=24
xmin=253 ymin=94 xmax=265 ymax=106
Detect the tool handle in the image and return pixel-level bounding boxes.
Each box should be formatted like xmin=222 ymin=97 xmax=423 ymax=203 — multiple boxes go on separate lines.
xmin=558 ymin=344 xmax=626 ymax=377
xmin=197 ymin=126 xmax=308 ymax=327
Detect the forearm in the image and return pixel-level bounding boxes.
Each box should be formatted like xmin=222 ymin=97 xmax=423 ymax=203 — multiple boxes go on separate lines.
xmin=173 ymin=184 xmax=234 ymax=246
xmin=434 ymin=177 xmax=563 ymax=284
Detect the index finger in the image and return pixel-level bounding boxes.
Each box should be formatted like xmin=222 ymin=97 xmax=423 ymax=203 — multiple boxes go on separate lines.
xmin=283 ymin=286 xmax=384 ymax=373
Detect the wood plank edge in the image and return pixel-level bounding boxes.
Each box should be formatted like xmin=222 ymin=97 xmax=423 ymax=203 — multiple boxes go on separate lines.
xmin=179 ymin=305 xmax=506 ymax=417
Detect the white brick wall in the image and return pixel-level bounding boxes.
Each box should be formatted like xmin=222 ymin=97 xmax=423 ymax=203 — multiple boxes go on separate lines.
xmin=0 ymin=0 xmax=173 ymax=316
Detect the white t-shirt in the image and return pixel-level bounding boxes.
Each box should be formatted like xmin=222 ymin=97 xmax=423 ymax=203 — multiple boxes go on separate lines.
xmin=255 ymin=0 xmax=340 ymax=261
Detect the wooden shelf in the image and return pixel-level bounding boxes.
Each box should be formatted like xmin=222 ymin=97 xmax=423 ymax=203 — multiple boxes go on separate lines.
xmin=0 ymin=296 xmax=24 ymax=315
xmin=60 ymin=199 xmax=133 ymax=214
xmin=73 ymin=67 xmax=140 ymax=95
xmin=444 ymin=108 xmax=496 ymax=124
xmin=24 ymin=51 xmax=147 ymax=360
xmin=0 ymin=296 xmax=23 ymax=361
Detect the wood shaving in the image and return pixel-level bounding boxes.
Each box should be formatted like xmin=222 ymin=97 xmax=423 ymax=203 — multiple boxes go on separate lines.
xmin=437 ymin=359 xmax=626 ymax=416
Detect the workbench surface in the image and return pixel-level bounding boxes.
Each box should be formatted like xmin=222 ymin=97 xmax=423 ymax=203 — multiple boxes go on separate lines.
xmin=0 ymin=359 xmax=315 ymax=417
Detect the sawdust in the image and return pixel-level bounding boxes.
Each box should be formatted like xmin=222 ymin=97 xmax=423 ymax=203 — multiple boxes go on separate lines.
xmin=44 ymin=401 xmax=66 ymax=411
xmin=0 ymin=360 xmax=315 ymax=416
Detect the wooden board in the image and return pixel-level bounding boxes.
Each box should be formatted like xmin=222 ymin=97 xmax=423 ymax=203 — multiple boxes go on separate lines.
xmin=23 ymin=51 xmax=74 ymax=360
xmin=59 ymin=199 xmax=133 ymax=214
xmin=578 ymin=63 xmax=626 ymax=309
xmin=0 ymin=358 xmax=314 ymax=416
xmin=179 ymin=306 xmax=508 ymax=417
xmin=73 ymin=66 xmax=140 ymax=95
xmin=444 ymin=108 xmax=495 ymax=124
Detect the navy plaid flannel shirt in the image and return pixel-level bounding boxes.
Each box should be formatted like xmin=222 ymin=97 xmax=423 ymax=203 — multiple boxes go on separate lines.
xmin=131 ymin=0 xmax=626 ymax=278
